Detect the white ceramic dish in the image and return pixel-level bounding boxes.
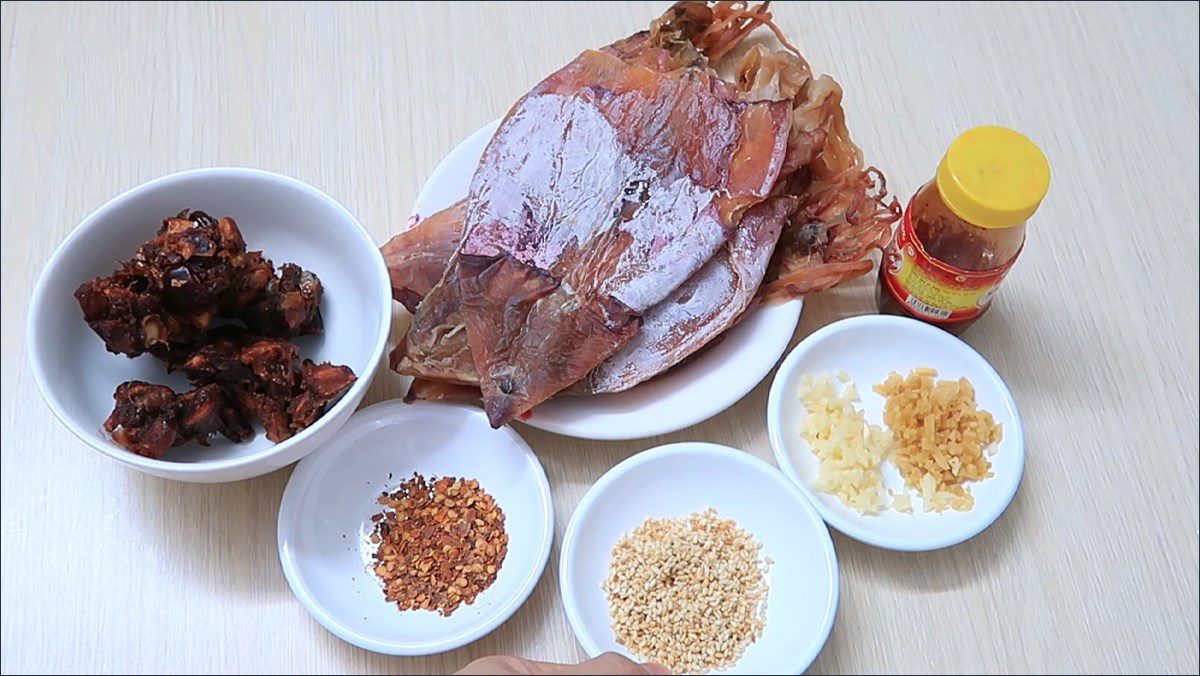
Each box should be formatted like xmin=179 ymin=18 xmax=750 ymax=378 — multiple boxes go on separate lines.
xmin=559 ymin=442 xmax=838 ymax=674
xmin=26 ymin=167 xmax=391 ymax=483
xmin=767 ymin=314 xmax=1025 ymax=551
xmin=408 ymin=121 xmax=802 ymax=440
xmin=278 ymin=400 xmax=553 ymax=656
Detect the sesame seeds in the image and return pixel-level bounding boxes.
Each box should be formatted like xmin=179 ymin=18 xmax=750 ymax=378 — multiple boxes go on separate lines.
xmin=602 ymin=508 xmax=770 ymax=673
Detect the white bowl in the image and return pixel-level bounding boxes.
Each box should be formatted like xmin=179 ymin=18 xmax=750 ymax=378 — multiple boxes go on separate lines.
xmin=277 ymin=401 xmax=553 ymax=655
xmin=767 ymin=315 xmax=1025 ymax=551
xmin=409 ymin=121 xmax=802 ymax=440
xmin=559 ymin=442 xmax=838 ymax=674
xmin=26 ymin=167 xmax=391 ymax=483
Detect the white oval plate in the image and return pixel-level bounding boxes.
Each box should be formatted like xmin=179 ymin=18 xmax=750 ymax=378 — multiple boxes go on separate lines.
xmin=767 ymin=315 xmax=1025 ymax=551
xmin=277 ymin=401 xmax=554 ymax=655
xmin=559 ymin=442 xmax=838 ymax=674
xmin=409 ymin=121 xmax=802 ymax=440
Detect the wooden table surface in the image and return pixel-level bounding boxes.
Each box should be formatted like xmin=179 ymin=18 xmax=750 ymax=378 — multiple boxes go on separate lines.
xmin=2 ymin=2 xmax=1197 ymax=674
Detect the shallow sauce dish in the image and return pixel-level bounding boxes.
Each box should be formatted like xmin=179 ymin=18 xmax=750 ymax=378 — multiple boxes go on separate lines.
xmin=277 ymin=401 xmax=554 ymax=655
xmin=409 ymin=122 xmax=802 ymax=441
xmin=559 ymin=442 xmax=838 ymax=674
xmin=767 ymin=314 xmax=1025 ymax=551
xmin=26 ymin=167 xmax=391 ymax=482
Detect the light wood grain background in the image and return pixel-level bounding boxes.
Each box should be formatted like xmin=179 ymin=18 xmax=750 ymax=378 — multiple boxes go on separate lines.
xmin=2 ymin=2 xmax=1197 ymax=674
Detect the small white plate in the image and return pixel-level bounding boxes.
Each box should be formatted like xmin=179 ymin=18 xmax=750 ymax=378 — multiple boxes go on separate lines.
xmin=409 ymin=121 xmax=802 ymax=440
xmin=767 ymin=315 xmax=1025 ymax=551
xmin=559 ymin=442 xmax=838 ymax=675
xmin=277 ymin=401 xmax=554 ymax=655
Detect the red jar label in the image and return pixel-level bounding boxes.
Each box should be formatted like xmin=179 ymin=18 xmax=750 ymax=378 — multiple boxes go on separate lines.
xmin=880 ymin=206 xmax=1016 ymax=322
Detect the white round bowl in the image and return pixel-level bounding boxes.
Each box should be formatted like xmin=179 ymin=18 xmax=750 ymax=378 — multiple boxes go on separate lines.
xmin=409 ymin=121 xmax=802 ymax=440
xmin=277 ymin=401 xmax=553 ymax=655
xmin=767 ymin=315 xmax=1025 ymax=551
xmin=559 ymin=442 xmax=838 ymax=674
xmin=26 ymin=167 xmax=391 ymax=483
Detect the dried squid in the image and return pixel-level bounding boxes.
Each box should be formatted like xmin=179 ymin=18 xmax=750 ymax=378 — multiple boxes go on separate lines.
xmin=382 ymin=1 xmax=899 ymax=425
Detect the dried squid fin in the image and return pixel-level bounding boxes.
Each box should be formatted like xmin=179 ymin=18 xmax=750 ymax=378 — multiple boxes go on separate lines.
xmin=403 ymin=378 xmax=481 ymax=405
xmin=381 ymin=200 xmax=467 ymax=313
xmin=390 ymin=254 xmax=478 ymax=385
xmin=458 ymin=252 xmax=640 ymax=428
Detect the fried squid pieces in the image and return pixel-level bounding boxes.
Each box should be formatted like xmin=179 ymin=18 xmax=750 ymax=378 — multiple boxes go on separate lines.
xmin=77 ymin=210 xmax=355 ymax=458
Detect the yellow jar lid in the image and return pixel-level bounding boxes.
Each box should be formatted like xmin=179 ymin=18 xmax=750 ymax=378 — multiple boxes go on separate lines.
xmin=935 ymin=126 xmax=1050 ymax=229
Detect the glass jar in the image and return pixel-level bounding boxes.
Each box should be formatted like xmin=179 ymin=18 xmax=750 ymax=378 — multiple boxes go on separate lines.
xmin=877 ymin=126 xmax=1050 ymax=335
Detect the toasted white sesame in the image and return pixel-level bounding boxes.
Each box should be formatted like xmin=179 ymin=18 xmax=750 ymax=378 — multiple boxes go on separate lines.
xmin=601 ymin=508 xmax=770 ymax=674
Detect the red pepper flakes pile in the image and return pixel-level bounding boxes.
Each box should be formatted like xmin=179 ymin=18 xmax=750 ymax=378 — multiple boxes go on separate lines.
xmin=370 ymin=473 xmax=508 ymax=616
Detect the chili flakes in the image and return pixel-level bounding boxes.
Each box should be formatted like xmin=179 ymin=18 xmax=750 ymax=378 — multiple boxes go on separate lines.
xmin=369 ymin=473 xmax=508 ymax=616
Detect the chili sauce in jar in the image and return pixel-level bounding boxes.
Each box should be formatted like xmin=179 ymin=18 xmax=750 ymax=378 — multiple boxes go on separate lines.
xmin=877 ymin=126 xmax=1050 ymax=334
